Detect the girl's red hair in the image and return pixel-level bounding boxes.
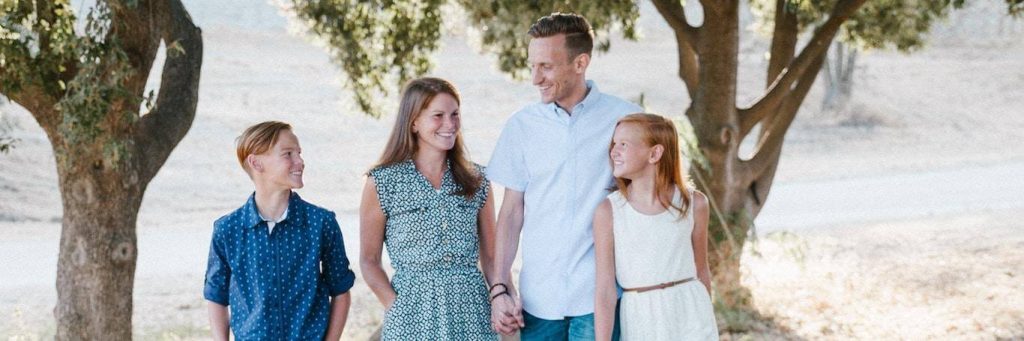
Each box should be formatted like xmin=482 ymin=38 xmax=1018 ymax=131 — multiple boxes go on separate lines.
xmin=611 ymin=113 xmax=692 ymax=217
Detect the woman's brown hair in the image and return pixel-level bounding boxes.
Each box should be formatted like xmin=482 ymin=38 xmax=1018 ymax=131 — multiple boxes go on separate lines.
xmin=372 ymin=77 xmax=481 ymax=199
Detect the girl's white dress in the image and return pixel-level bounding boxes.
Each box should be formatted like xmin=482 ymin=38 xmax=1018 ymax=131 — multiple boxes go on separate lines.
xmin=609 ymin=190 xmax=719 ymax=340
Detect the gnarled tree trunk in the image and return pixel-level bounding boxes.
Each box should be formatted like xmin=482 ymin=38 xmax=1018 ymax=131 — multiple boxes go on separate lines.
xmin=653 ymin=0 xmax=867 ymax=329
xmin=1 ymin=0 xmax=202 ymax=338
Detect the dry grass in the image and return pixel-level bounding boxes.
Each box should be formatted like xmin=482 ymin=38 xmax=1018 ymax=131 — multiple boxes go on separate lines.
xmin=731 ymin=210 xmax=1024 ymax=340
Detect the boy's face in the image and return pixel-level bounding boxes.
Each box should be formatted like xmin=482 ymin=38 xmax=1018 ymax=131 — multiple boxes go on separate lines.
xmin=252 ymin=129 xmax=304 ymax=190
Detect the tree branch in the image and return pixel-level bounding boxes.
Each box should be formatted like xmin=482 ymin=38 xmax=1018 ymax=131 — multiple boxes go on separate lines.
xmin=739 ymin=0 xmax=866 ymax=135
xmin=134 ymin=0 xmax=202 ymax=184
xmin=743 ymin=48 xmax=827 ymax=178
xmin=652 ymin=0 xmax=700 ymax=47
xmin=6 ymin=84 xmax=61 ymax=137
xmin=111 ymin=0 xmax=161 ymax=98
xmin=766 ymin=0 xmax=798 ymax=88
xmin=652 ymin=0 xmax=700 ymax=97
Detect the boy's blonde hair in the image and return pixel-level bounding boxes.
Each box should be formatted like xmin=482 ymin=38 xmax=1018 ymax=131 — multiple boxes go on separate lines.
xmin=235 ymin=121 xmax=292 ymax=175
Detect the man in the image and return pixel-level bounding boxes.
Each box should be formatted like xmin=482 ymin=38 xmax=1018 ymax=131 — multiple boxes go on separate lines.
xmin=487 ymin=13 xmax=643 ymax=340
xmin=204 ymin=121 xmax=356 ymax=340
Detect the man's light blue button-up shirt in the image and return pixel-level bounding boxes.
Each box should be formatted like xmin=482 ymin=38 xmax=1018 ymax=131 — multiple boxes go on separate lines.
xmin=488 ymin=81 xmax=642 ymax=319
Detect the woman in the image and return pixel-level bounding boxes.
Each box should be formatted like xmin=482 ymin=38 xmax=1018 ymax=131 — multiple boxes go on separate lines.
xmin=359 ymin=77 xmax=499 ymax=340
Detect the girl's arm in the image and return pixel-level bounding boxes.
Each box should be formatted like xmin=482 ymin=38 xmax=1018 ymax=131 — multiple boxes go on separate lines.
xmin=691 ymin=191 xmax=713 ymax=295
xmin=359 ymin=176 xmax=398 ymax=309
xmin=593 ymin=199 xmax=618 ymax=341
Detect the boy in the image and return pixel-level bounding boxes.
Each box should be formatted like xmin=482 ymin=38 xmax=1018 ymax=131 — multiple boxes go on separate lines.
xmin=204 ymin=121 xmax=355 ymax=340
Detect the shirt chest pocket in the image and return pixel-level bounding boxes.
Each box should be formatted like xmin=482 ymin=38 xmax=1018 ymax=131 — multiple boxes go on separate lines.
xmin=385 ymin=204 xmax=438 ymax=249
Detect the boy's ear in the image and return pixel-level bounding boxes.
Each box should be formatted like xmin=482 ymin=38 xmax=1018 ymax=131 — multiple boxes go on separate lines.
xmin=649 ymin=144 xmax=665 ymax=164
xmin=247 ymin=154 xmax=262 ymax=173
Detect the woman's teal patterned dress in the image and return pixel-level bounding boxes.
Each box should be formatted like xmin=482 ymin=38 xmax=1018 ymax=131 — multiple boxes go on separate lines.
xmin=370 ymin=160 xmax=497 ymax=340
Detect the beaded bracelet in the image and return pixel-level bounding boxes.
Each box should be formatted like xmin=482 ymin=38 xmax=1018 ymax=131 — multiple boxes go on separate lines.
xmin=489 ymin=283 xmax=508 ymax=293
xmin=489 ymin=290 xmax=509 ymax=303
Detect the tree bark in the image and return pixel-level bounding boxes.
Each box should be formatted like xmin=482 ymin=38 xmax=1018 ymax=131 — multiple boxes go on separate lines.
xmin=18 ymin=1 xmax=204 ymax=339
xmin=654 ymin=1 xmax=868 ymax=325
xmin=54 ymin=154 xmax=145 ymax=340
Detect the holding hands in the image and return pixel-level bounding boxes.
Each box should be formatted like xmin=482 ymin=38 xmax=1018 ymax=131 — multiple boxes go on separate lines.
xmin=489 ymin=283 xmax=524 ymax=335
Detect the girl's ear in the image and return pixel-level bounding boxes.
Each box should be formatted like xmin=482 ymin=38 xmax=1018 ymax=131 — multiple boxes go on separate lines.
xmin=649 ymin=144 xmax=665 ymax=164
xmin=247 ymin=154 xmax=262 ymax=172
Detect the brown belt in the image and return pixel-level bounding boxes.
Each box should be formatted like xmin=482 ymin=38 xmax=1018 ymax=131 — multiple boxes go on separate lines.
xmin=621 ymin=277 xmax=695 ymax=293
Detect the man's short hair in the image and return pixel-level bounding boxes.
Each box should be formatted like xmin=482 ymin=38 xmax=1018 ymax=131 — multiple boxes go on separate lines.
xmin=527 ymin=12 xmax=594 ymax=61
xmin=235 ymin=121 xmax=292 ymax=174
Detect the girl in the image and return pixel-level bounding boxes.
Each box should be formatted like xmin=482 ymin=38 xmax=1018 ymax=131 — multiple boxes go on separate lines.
xmin=594 ymin=113 xmax=719 ymax=340
xmin=359 ymin=77 xmax=499 ymax=340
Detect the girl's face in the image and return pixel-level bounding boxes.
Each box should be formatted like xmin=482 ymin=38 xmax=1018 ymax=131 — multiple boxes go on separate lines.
xmin=412 ymin=93 xmax=460 ymax=154
xmin=610 ymin=123 xmax=656 ymax=180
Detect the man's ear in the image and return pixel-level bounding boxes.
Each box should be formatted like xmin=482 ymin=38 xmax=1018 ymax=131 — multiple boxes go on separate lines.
xmin=573 ymin=53 xmax=590 ymax=74
xmin=649 ymin=144 xmax=665 ymax=164
xmin=247 ymin=154 xmax=262 ymax=172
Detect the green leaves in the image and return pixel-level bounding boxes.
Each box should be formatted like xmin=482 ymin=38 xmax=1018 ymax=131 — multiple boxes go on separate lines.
xmin=456 ymin=0 xmax=640 ymax=80
xmin=288 ymin=0 xmax=445 ymax=118
xmin=289 ymin=0 xmax=638 ymax=117
xmin=749 ymin=0 xmax=1012 ymax=53
xmin=53 ymin=1 xmax=136 ymax=146
xmin=1 ymin=0 xmax=140 ymax=167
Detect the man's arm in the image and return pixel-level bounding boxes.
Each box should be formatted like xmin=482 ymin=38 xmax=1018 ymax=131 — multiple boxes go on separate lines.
xmin=490 ymin=187 xmax=526 ymax=334
xmin=323 ymin=292 xmax=351 ymax=340
xmin=207 ymin=302 xmax=229 ymax=341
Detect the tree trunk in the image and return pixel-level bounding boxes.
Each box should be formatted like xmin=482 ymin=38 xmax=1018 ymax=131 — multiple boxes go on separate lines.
xmin=684 ymin=0 xmax=757 ymax=316
xmin=6 ymin=0 xmax=205 ymax=338
xmin=54 ymin=143 xmax=145 ymax=339
xmin=821 ymin=41 xmax=858 ymax=112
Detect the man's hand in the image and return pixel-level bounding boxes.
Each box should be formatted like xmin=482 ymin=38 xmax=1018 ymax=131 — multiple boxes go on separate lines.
xmin=490 ymin=291 xmax=524 ymax=335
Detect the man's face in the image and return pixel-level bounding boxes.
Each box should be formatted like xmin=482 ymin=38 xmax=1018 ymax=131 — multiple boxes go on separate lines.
xmin=527 ymin=34 xmax=586 ymax=106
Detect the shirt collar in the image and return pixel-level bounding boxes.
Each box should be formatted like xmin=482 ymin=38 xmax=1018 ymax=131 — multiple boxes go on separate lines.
xmin=242 ymin=191 xmax=301 ymax=229
xmin=548 ymin=80 xmax=601 ymax=116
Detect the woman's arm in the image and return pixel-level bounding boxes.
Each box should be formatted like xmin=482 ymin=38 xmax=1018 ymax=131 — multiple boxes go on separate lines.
xmin=477 ymin=182 xmax=498 ymax=286
xmin=359 ymin=176 xmax=397 ymax=308
xmin=593 ymin=199 xmax=618 ymax=341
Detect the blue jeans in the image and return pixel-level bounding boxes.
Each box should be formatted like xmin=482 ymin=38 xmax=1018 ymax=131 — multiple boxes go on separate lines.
xmin=520 ymin=301 xmax=621 ymax=341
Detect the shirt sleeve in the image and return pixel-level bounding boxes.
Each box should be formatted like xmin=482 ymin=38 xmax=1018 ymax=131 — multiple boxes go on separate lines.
xmin=203 ymin=224 xmax=231 ymax=306
xmin=322 ymin=212 xmax=356 ymax=296
xmin=487 ymin=117 xmax=528 ymax=191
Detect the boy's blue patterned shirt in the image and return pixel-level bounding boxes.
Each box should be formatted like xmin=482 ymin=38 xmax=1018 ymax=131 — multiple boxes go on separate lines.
xmin=204 ymin=192 xmax=355 ymax=340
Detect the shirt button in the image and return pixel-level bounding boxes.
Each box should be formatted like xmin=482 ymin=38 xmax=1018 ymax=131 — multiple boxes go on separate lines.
xmin=443 ymin=254 xmax=452 ymax=262
xmin=441 ymin=221 xmax=448 ymax=228
xmin=442 ymin=237 xmax=450 ymax=245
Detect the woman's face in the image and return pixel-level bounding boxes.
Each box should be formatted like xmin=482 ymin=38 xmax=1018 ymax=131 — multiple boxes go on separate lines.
xmin=412 ymin=93 xmax=461 ymax=154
